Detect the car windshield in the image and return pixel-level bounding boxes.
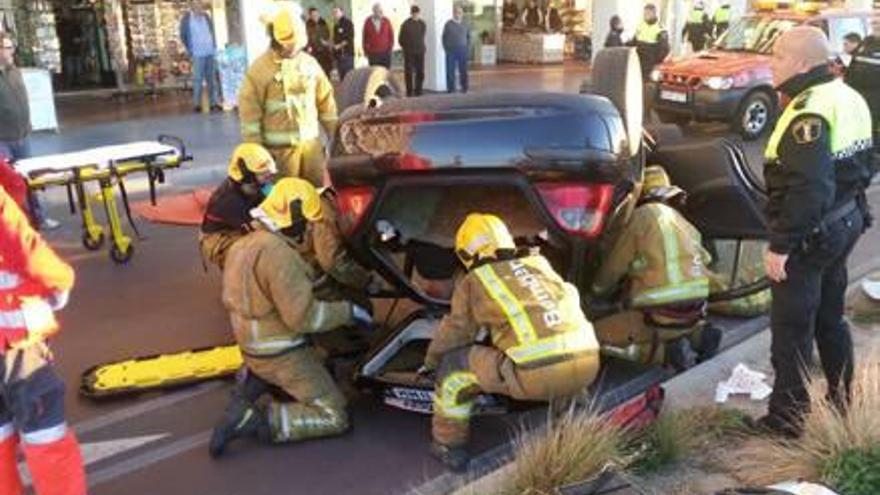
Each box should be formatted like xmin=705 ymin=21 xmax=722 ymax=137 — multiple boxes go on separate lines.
xmin=715 ymin=16 xmax=799 ymax=54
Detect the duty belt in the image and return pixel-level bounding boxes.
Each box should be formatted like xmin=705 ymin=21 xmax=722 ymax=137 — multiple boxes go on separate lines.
xmin=815 ymin=199 xmax=858 ymax=233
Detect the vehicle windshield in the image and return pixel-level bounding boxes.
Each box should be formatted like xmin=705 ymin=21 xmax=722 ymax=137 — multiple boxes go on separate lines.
xmin=715 ymin=16 xmax=800 ymax=54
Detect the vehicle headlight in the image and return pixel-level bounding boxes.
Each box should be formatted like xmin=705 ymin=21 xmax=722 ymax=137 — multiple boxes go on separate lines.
xmin=705 ymin=76 xmax=734 ymax=90
xmin=650 ymin=69 xmax=662 ymax=82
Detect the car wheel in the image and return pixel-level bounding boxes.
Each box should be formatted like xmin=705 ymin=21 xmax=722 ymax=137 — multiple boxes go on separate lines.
xmin=590 ymin=48 xmax=643 ymax=157
xmin=655 ymin=111 xmax=691 ymax=126
xmin=336 ymin=66 xmax=404 ymax=112
xmin=735 ymin=91 xmax=774 ymax=141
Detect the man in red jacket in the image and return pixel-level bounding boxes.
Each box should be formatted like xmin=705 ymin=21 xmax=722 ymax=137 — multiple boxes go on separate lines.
xmin=0 ymin=185 xmax=85 ymax=495
xmin=363 ymin=3 xmax=394 ymax=68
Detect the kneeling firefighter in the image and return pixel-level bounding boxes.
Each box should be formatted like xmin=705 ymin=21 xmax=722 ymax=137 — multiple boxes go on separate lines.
xmin=0 ymin=186 xmax=86 ymax=495
xmin=420 ymin=213 xmax=600 ymax=471
xmin=199 ymin=143 xmax=278 ymax=269
xmin=590 ymin=166 xmax=720 ymax=370
xmin=209 ymin=178 xmax=373 ymax=457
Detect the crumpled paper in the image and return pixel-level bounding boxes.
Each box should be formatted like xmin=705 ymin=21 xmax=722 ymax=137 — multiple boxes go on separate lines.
xmin=715 ymin=363 xmax=773 ymax=403
xmin=768 ymin=481 xmax=839 ymax=495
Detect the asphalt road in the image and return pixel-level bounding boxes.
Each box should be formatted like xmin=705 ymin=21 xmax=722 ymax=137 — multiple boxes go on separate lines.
xmin=26 ymin=91 xmax=880 ymax=495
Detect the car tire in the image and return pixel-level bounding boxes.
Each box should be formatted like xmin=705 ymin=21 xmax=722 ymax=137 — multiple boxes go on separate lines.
xmin=590 ymin=48 xmax=643 ymax=157
xmin=655 ymin=111 xmax=691 ymax=127
xmin=734 ymin=91 xmax=774 ymax=141
xmin=336 ymin=66 xmax=404 ymax=112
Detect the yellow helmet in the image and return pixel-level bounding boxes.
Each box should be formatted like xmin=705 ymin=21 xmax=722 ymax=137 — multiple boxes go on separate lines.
xmin=270 ymin=6 xmax=307 ymax=51
xmin=641 ymin=165 xmax=685 ymax=203
xmin=251 ymin=177 xmax=323 ymax=232
xmin=455 ymin=213 xmax=516 ymax=269
xmin=227 ymin=143 xmax=278 ymax=183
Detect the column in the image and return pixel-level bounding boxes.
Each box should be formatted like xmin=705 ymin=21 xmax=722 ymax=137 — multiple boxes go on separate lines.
xmin=414 ymin=0 xmax=453 ymax=92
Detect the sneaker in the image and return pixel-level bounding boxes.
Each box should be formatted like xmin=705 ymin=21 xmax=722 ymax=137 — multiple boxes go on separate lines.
xmin=209 ymin=403 xmax=268 ymax=458
xmin=40 ymin=218 xmax=61 ymax=231
xmin=430 ymin=442 xmax=469 ymax=472
xmin=745 ymin=414 xmax=802 ymax=439
xmin=664 ymin=337 xmax=698 ymax=372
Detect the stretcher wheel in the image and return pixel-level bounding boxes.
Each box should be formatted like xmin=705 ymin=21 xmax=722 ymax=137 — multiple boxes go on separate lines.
xmin=110 ymin=244 xmax=134 ymax=264
xmin=82 ymin=232 xmax=105 ymax=251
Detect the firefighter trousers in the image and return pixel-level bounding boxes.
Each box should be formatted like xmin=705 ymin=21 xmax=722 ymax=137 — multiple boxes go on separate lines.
xmin=268 ymin=138 xmax=326 ymax=187
xmin=244 ymin=345 xmax=349 ymax=443
xmin=594 ymin=310 xmax=705 ymax=365
xmin=768 ymin=209 xmax=863 ymax=425
xmin=0 ymin=342 xmax=86 ymax=495
xmin=432 ymin=345 xmax=597 ymax=447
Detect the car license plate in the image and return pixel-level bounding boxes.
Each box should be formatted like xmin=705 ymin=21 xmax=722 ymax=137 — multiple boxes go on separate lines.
xmin=660 ymin=90 xmax=687 ymax=103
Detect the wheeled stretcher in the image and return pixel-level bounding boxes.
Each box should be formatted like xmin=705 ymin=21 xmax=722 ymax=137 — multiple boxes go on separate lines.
xmin=16 ymin=136 xmax=192 ymax=264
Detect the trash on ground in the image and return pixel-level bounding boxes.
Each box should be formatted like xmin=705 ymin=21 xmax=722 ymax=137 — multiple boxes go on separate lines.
xmin=768 ymin=481 xmax=840 ymax=495
xmin=715 ymin=363 xmax=773 ymax=403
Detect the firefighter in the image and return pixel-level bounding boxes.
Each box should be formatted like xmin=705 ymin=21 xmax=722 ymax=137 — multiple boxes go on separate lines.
xmin=419 ymin=213 xmax=600 ymax=471
xmin=209 ymin=178 xmax=373 ymax=457
xmin=199 ymin=143 xmax=278 ymax=269
xmin=0 ymin=186 xmax=86 ymax=495
xmin=757 ymin=27 xmax=873 ymax=437
xmin=628 ymin=3 xmax=670 ymax=80
xmin=591 ymin=166 xmax=719 ymax=371
xmin=682 ymin=1 xmax=710 ymax=52
xmin=712 ymin=2 xmax=731 ymax=39
xmin=239 ymin=6 xmax=337 ymax=186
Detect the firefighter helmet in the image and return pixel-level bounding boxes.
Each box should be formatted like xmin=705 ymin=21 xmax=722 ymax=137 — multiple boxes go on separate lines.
xmin=269 ymin=6 xmax=307 ymax=51
xmin=251 ymin=177 xmax=323 ymax=232
xmin=641 ymin=165 xmax=685 ymax=204
xmin=227 ymin=143 xmax=278 ymax=183
xmin=455 ymin=213 xmax=516 ymax=269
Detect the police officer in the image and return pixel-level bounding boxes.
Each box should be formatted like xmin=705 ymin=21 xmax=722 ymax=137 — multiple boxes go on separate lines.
xmin=758 ymin=27 xmax=874 ymax=437
xmin=712 ymin=2 xmax=731 ymax=39
xmin=209 ymin=178 xmax=373 ymax=457
xmin=628 ymin=3 xmax=670 ymax=80
xmin=420 ymin=213 xmax=600 ymax=470
xmin=591 ymin=166 xmax=719 ymax=371
xmin=199 ymin=143 xmax=278 ymax=269
xmin=239 ymin=6 xmax=337 ymax=186
xmin=682 ymin=1 xmax=710 ymax=52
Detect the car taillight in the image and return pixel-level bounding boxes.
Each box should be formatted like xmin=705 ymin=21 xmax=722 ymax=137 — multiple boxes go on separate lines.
xmin=536 ymin=183 xmax=614 ymax=239
xmin=336 ymin=186 xmax=375 ymax=235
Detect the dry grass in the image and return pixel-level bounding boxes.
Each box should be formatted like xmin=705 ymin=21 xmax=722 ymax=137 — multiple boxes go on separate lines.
xmin=735 ymin=359 xmax=880 ymax=493
xmin=495 ymin=406 xmax=629 ymax=495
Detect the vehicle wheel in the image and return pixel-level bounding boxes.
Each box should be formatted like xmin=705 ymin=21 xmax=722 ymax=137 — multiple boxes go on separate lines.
xmin=655 ymin=111 xmax=691 ymax=126
xmin=336 ymin=66 xmax=404 ymax=112
xmin=82 ymin=232 xmax=105 ymax=251
xmin=590 ymin=48 xmax=643 ymax=157
xmin=735 ymin=91 xmax=774 ymax=141
xmin=110 ymin=244 xmax=134 ymax=264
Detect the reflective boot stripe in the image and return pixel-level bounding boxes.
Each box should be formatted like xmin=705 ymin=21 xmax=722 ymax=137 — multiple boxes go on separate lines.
xmin=435 ymin=372 xmax=479 ymax=421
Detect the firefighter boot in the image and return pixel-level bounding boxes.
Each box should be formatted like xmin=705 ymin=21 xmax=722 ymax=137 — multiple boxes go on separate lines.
xmin=234 ymin=367 xmax=271 ymax=403
xmin=692 ymin=323 xmax=723 ymax=362
xmin=664 ymin=337 xmax=698 ymax=372
xmin=0 ymin=431 xmax=23 ymax=495
xmin=209 ymin=397 xmax=270 ymax=458
xmin=22 ymin=431 xmax=87 ymax=495
xmin=430 ymin=442 xmax=470 ymax=472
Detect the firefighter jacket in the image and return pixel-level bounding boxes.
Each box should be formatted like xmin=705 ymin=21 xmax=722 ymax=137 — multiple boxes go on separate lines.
xmin=239 ymin=49 xmax=337 ymax=151
xmin=199 ymin=179 xmax=261 ymax=268
xmin=0 ymin=186 xmax=74 ymax=351
xmin=424 ymin=254 xmax=599 ymax=370
xmin=300 ymin=191 xmax=371 ymax=290
xmin=764 ymin=65 xmax=874 ymax=255
xmin=222 ymin=226 xmax=354 ymax=358
xmin=592 ymin=202 xmax=711 ymax=309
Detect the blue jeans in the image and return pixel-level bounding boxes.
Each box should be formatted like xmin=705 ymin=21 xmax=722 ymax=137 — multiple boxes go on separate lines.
xmin=0 ymin=138 xmax=47 ymax=225
xmin=192 ymin=55 xmax=218 ymax=108
xmin=445 ymin=49 xmax=469 ymax=93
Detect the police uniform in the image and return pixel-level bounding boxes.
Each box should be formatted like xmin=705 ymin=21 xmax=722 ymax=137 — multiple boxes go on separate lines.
xmin=763 ymin=65 xmax=874 ymax=428
xmin=424 ymin=214 xmax=599 ymax=469
xmin=631 ymin=20 xmax=670 ymax=80
xmin=712 ymin=4 xmax=731 ymax=39
xmin=682 ymin=6 xmax=710 ymax=51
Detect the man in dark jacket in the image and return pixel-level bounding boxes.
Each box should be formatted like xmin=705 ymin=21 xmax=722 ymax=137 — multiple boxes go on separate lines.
xmin=399 ymin=5 xmax=427 ymax=97
xmin=179 ymin=0 xmax=218 ymax=111
xmin=306 ymin=7 xmax=333 ymax=77
xmin=332 ymin=7 xmax=355 ymax=80
xmin=443 ymin=5 xmax=471 ymax=94
xmin=605 ymin=15 xmax=624 ymax=48
xmin=682 ymin=1 xmax=711 ymax=52
xmin=0 ymin=32 xmax=57 ymax=230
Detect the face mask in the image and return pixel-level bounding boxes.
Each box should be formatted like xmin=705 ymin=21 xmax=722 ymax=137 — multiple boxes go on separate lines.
xmin=261 ymin=183 xmax=275 ymax=198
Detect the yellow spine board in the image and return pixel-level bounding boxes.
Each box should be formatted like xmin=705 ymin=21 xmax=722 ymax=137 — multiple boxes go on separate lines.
xmin=81 ymin=345 xmax=243 ymax=398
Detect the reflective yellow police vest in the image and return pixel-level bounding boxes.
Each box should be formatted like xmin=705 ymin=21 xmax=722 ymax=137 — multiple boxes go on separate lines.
xmin=765 ymin=78 xmax=873 ymax=163
xmin=713 ymin=6 xmax=731 ymax=24
xmin=687 ymin=8 xmax=705 ymax=25
xmin=636 ymin=22 xmax=663 ymax=44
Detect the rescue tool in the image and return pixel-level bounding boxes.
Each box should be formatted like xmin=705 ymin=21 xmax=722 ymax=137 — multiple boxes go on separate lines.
xmin=15 ymin=136 xmax=192 ymax=264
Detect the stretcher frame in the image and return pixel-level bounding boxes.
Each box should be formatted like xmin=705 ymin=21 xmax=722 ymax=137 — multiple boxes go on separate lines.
xmin=18 ymin=136 xmax=192 ymax=264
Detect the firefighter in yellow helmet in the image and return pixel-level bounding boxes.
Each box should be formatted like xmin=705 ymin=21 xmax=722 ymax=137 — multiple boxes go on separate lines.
xmin=209 ymin=178 xmax=373 ymax=457
xmin=239 ymin=6 xmax=337 ymax=186
xmin=420 ymin=213 xmax=600 ymax=471
xmin=199 ymin=143 xmax=278 ymax=269
xmin=591 ymin=166 xmax=720 ymax=370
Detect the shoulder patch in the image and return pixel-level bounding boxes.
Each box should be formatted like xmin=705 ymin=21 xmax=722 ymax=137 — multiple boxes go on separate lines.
xmin=791 ymin=116 xmax=823 ymax=145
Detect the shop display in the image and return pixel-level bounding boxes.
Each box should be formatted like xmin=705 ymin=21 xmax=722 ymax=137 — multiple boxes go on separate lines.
xmin=499 ymin=31 xmax=565 ymax=64
xmin=103 ymin=0 xmax=129 ymax=83
xmin=217 ymin=44 xmax=245 ymax=109
xmin=126 ymin=0 xmax=190 ymax=88
xmin=14 ymin=0 xmax=60 ymax=73
xmin=127 ymin=1 xmax=161 ymax=60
